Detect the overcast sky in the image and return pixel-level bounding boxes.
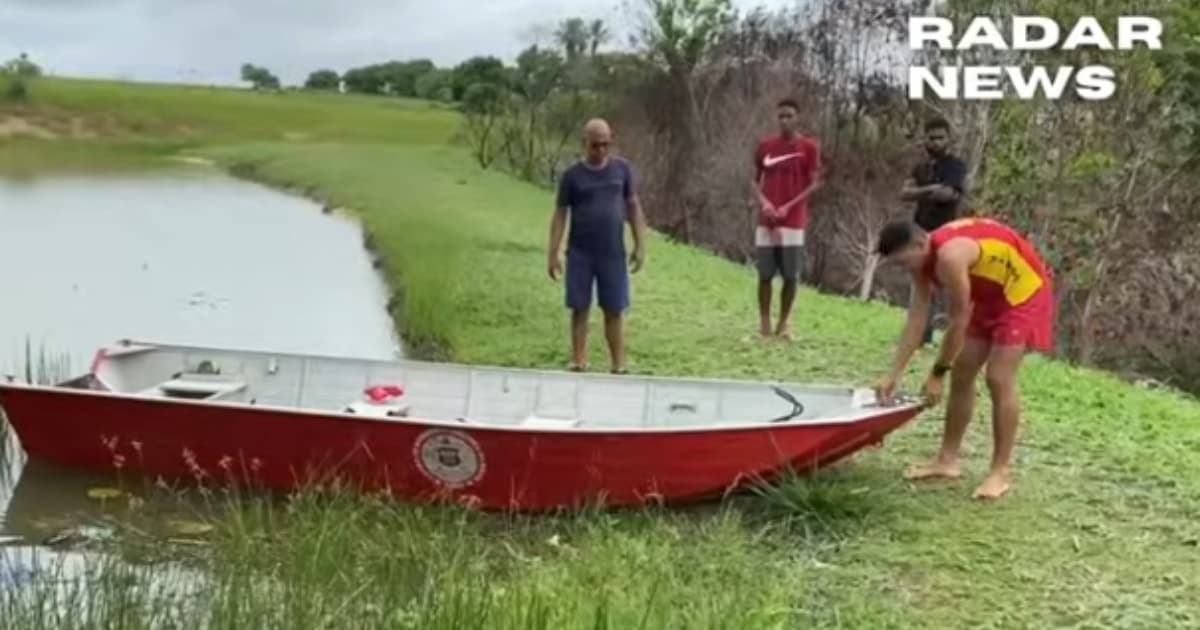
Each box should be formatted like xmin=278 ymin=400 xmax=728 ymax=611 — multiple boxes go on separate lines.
xmin=1 ymin=0 xmax=794 ymax=85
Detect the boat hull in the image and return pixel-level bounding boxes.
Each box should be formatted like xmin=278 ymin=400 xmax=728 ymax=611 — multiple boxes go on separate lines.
xmin=0 ymin=384 xmax=920 ymax=511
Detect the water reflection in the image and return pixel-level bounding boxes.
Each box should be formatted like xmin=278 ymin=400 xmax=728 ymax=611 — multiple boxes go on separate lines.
xmin=3 ymin=457 xmax=125 ymax=542
xmin=0 ymin=167 xmax=403 ymax=584
xmin=0 ymin=432 xmax=211 ymax=609
xmin=0 ymin=167 xmax=400 ymax=371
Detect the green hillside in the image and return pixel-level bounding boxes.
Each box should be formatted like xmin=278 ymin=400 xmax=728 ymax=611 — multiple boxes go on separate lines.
xmin=1 ymin=76 xmax=458 ymax=145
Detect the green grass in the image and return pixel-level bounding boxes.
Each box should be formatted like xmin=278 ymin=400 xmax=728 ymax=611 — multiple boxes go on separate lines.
xmin=3 ymin=80 xmax=1200 ymax=628
xmin=0 ymin=138 xmax=182 ymax=177
xmin=1 ymin=482 xmax=911 ymax=629
xmin=200 ymin=141 xmax=1200 ymax=628
xmin=3 ymin=76 xmax=459 ymax=146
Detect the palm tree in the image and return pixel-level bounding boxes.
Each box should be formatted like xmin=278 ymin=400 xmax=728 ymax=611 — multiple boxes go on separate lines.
xmin=588 ymin=19 xmax=611 ymax=57
xmin=555 ymin=18 xmax=589 ymax=62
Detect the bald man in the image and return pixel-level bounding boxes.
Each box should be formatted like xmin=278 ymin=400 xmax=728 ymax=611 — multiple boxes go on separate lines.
xmin=548 ymin=119 xmax=647 ymax=373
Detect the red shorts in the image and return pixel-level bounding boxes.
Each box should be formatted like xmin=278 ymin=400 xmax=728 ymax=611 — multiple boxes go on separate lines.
xmin=967 ymin=284 xmax=1056 ymax=353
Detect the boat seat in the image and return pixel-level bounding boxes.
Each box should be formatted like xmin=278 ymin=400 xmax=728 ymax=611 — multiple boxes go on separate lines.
xmin=151 ymin=375 xmax=247 ymax=400
xmin=520 ymin=414 xmax=580 ymax=429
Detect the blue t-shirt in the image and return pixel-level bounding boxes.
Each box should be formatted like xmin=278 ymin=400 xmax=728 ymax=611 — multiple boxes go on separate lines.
xmin=555 ymin=157 xmax=635 ymax=257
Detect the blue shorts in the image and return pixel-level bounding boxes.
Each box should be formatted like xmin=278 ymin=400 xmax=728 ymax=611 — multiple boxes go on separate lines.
xmin=566 ymin=249 xmax=629 ymax=313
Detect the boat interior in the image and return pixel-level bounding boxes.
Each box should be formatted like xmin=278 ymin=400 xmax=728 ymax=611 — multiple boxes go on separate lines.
xmin=65 ymin=340 xmax=893 ymax=430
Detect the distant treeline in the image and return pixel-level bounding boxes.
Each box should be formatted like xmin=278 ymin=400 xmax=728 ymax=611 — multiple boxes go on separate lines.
xmin=243 ymin=17 xmax=640 ymax=186
xmin=239 ymin=16 xmax=617 ymax=108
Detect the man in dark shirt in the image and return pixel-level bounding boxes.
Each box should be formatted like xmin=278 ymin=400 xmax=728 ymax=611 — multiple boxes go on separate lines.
xmin=900 ymin=116 xmax=967 ymax=345
xmin=548 ymin=118 xmax=647 ymax=374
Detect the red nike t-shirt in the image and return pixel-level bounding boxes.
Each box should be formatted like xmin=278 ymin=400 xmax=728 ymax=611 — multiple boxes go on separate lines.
xmin=755 ymin=134 xmax=821 ymax=229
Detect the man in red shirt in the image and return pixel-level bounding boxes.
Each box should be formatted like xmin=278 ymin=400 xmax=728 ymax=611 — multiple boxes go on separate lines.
xmin=873 ymin=216 xmax=1056 ymax=500
xmin=752 ymin=98 xmax=822 ymax=339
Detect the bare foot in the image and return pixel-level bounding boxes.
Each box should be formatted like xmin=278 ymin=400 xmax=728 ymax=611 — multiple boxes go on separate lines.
xmin=774 ymin=325 xmax=793 ymax=341
xmin=973 ymin=470 xmax=1011 ymax=500
xmin=903 ymin=459 xmax=962 ymax=481
xmin=760 ymin=322 xmax=772 ymax=337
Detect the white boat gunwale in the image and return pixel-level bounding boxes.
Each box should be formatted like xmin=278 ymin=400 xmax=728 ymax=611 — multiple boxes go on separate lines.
xmin=0 ymin=338 xmax=924 ymax=435
xmin=0 ymin=381 xmax=921 ymax=435
xmin=106 ymin=337 xmax=878 ymax=393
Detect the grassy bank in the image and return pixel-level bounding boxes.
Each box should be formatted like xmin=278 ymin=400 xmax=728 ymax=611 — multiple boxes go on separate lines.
xmin=207 ymin=141 xmax=1200 ymax=627
xmin=0 ymin=77 xmax=460 ymax=180
xmin=2 ymin=76 xmax=459 ymax=147
xmin=0 ymin=138 xmax=184 ymax=178
xmin=3 ymin=79 xmax=1200 ymax=628
xmin=5 ymin=482 xmax=915 ymax=629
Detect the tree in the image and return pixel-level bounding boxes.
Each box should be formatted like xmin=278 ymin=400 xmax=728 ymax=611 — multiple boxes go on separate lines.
xmin=415 ymin=69 xmax=454 ymax=102
xmin=240 ymin=63 xmax=280 ymax=90
xmin=588 ymin=19 xmax=611 ymax=56
xmin=384 ymin=59 xmax=436 ymax=97
xmin=450 ymin=56 xmax=508 ymax=101
xmin=342 ymin=65 xmax=387 ymax=95
xmin=556 ymin=18 xmax=590 ymax=62
xmin=5 ymin=52 xmax=41 ymax=77
xmin=461 ymin=82 xmax=508 ymax=168
xmin=1155 ymin=0 xmax=1200 ymax=155
xmin=635 ymin=0 xmax=736 ymax=240
xmin=304 ymin=69 xmax=341 ymax=91
xmin=2 ymin=52 xmax=41 ymax=102
xmin=497 ymin=46 xmax=570 ymax=181
xmin=337 ymin=60 xmax=447 ymax=98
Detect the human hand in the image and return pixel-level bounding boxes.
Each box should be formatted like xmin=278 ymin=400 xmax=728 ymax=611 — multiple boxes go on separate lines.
xmin=760 ymin=201 xmax=778 ymax=221
xmin=547 ymin=254 xmax=562 ymax=281
xmin=922 ymin=372 xmax=944 ymax=406
xmin=874 ymin=375 xmax=898 ymax=405
xmin=630 ymin=247 xmax=645 ymax=273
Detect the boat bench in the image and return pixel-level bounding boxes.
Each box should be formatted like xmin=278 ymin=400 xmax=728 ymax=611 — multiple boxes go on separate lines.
xmin=142 ymin=374 xmax=248 ymax=401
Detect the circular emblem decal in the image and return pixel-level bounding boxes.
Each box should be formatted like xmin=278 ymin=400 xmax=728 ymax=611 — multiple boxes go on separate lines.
xmin=413 ymin=429 xmax=485 ymax=488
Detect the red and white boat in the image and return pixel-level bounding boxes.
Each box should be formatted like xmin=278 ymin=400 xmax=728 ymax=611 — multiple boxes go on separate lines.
xmin=0 ymin=339 xmax=924 ymax=511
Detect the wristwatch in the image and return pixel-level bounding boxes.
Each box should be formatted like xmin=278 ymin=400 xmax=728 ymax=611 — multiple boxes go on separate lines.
xmin=931 ymin=362 xmax=951 ymax=378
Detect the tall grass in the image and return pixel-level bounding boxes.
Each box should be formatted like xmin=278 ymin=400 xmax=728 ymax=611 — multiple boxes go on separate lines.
xmin=1 ymin=466 xmax=910 ymax=629
xmin=16 ymin=337 xmax=74 ymax=387
xmin=0 ymin=412 xmax=12 ymax=495
xmin=0 ymin=549 xmax=203 ymax=628
xmin=1 ymin=338 xmax=74 ymax=490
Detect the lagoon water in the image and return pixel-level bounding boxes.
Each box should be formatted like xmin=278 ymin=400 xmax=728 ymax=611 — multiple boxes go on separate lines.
xmin=0 ymin=166 xmax=401 ymax=583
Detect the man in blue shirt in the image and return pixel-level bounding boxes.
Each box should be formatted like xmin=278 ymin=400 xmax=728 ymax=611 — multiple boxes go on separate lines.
xmin=547 ymin=118 xmax=647 ymax=374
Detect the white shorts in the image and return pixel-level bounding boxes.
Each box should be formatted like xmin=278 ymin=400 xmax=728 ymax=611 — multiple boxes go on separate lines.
xmin=754 ymin=226 xmax=805 ymax=247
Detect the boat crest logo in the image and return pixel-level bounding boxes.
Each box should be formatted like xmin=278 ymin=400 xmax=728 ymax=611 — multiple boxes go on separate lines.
xmin=413 ymin=429 xmax=485 ymax=488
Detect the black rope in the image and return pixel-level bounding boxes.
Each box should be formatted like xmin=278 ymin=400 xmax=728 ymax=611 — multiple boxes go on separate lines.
xmin=767 ymin=385 xmax=806 ymax=423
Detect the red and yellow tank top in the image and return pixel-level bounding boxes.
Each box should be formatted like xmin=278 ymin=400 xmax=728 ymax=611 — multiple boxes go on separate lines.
xmin=922 ymin=217 xmax=1050 ymax=308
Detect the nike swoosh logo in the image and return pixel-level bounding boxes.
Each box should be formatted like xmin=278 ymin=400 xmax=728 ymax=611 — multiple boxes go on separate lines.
xmin=763 ymin=152 xmax=802 ymax=167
